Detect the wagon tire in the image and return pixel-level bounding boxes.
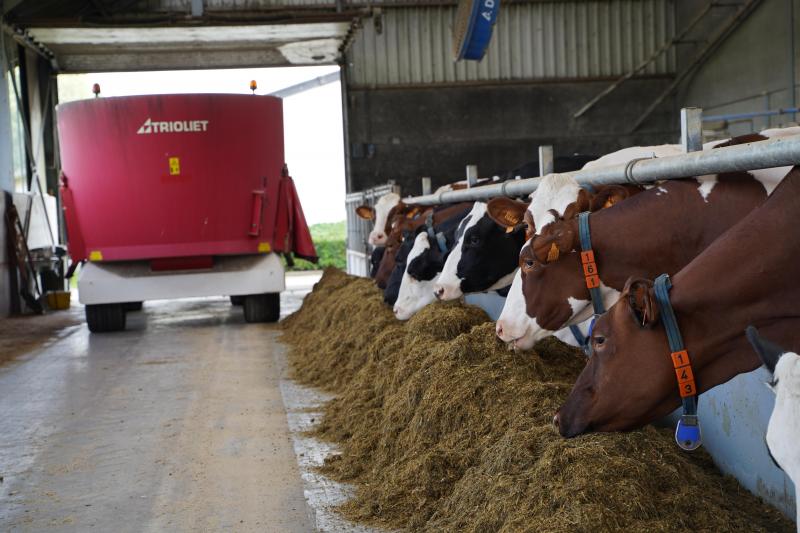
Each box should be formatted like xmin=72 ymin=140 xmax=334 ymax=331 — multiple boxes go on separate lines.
xmin=230 ymin=295 xmax=244 ymax=306
xmin=122 ymin=301 xmax=143 ymax=312
xmin=86 ymin=303 xmax=127 ymax=333
xmin=243 ymin=293 xmax=280 ymax=323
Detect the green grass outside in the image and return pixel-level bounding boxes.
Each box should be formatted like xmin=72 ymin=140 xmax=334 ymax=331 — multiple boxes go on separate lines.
xmin=285 ymin=220 xmax=346 ymax=271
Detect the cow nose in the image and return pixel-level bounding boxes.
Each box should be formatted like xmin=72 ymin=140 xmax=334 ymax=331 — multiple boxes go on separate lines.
xmin=496 ymin=322 xmax=504 ymax=338
xmin=434 ymin=287 xmax=445 ymax=300
xmin=553 ymin=413 xmax=561 ymax=431
xmin=377 ymin=232 xmax=385 ymax=240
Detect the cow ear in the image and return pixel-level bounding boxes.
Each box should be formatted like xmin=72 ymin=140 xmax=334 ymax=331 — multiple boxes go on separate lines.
xmin=745 ymin=326 xmax=785 ymax=374
xmin=589 ymin=185 xmax=636 ymax=212
xmin=531 ymin=221 xmax=576 ymax=263
xmin=624 ymin=278 xmax=659 ymax=328
xmin=405 ymin=206 xmax=422 ymax=219
xmin=562 ymin=188 xmax=592 ymax=220
xmin=356 ymin=205 xmax=376 ymax=220
xmin=487 ymin=197 xmax=530 ymax=230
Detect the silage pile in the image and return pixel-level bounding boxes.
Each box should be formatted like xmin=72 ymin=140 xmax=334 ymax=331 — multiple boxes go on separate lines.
xmin=281 ymin=269 xmax=793 ymax=532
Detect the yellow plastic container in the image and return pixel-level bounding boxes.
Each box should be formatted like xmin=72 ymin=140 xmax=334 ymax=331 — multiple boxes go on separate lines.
xmin=47 ymin=290 xmax=71 ymax=310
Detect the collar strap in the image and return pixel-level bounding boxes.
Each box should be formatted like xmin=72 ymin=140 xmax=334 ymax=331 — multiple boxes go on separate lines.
xmin=569 ymin=318 xmax=597 ymax=357
xmin=653 ymin=273 xmax=702 ymax=451
xmin=424 ymin=212 xmax=448 ymax=254
xmin=577 ymin=212 xmax=605 ymax=316
xmin=569 ymin=324 xmax=587 ymax=354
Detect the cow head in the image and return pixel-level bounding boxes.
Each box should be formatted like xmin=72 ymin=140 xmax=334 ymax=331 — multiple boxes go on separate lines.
xmin=373 ymin=204 xmax=429 ymax=288
xmin=434 ymin=198 xmax=532 ymax=301
xmin=457 ymin=201 xmax=528 ymax=294
xmin=382 ymin=232 xmax=416 ymax=305
xmin=394 ymin=233 xmax=439 ymax=320
xmin=554 ymin=278 xmax=680 ymax=437
xmin=501 ymin=184 xmax=642 ymax=348
xmin=370 ymin=246 xmax=386 ymax=278
xmin=746 ymin=327 xmax=800 ymax=480
xmin=356 ymin=192 xmax=401 ymax=246
xmin=493 ymin=177 xmax=587 ymax=350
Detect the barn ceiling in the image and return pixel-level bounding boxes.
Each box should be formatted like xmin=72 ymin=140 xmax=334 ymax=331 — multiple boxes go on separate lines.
xmin=2 ymin=0 xmax=366 ymax=71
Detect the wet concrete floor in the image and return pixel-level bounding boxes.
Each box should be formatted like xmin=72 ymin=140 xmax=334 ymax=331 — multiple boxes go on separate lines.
xmin=0 ymin=272 xmax=325 ymax=532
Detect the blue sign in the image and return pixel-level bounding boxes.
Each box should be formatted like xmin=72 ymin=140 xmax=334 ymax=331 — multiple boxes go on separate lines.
xmin=455 ymin=0 xmax=500 ymax=61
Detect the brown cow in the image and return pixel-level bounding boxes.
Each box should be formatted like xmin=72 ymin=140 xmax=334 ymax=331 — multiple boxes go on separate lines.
xmin=554 ymin=165 xmax=800 ymax=438
xmin=501 ymin=131 xmax=795 ymax=350
xmin=517 ymin=172 xmax=771 ymax=345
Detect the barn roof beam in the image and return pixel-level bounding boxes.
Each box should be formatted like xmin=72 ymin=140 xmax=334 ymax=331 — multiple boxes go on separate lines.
xmin=630 ymin=0 xmax=763 ymax=132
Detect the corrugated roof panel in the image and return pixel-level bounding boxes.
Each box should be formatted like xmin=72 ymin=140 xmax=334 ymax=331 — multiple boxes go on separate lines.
xmin=348 ymin=1 xmax=675 ymax=88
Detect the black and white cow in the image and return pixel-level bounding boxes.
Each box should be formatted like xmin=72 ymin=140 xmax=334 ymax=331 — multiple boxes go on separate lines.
xmin=495 ymin=154 xmax=599 ymax=181
xmin=432 ymin=154 xmax=599 ymax=301
xmin=433 ymin=201 xmax=527 ymax=300
xmin=370 ymin=246 xmax=386 ymax=278
xmin=393 ymin=206 xmax=472 ymax=320
xmin=382 ymin=233 xmax=416 ymax=306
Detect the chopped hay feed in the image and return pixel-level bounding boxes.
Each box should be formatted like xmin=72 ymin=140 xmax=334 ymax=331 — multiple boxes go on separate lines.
xmin=281 ymin=268 xmax=793 ymax=532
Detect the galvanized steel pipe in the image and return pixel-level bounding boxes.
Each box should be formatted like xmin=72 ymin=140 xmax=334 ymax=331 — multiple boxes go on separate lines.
xmin=404 ymin=134 xmax=800 ymax=205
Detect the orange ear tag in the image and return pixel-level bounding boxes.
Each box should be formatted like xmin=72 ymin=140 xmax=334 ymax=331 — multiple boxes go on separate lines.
xmin=546 ymin=242 xmax=560 ymax=262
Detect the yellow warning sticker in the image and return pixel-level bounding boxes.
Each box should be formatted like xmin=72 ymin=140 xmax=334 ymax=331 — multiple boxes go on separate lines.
xmin=168 ymin=157 xmax=180 ymax=175
xmin=258 ymin=242 xmax=271 ymax=253
xmin=89 ymin=250 xmax=103 ymax=261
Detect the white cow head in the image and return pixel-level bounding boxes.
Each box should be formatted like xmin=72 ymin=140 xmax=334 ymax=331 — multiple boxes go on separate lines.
xmin=746 ymin=327 xmax=800 ymax=514
xmin=393 ymin=232 xmax=439 ymax=320
xmin=434 ymin=202 xmax=486 ymax=300
xmin=356 ymin=192 xmax=401 ymax=246
xmin=495 ymin=174 xmax=582 ymax=348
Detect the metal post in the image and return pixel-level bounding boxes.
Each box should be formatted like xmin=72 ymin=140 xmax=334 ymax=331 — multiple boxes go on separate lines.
xmin=789 ymin=0 xmax=797 ymax=122
xmin=538 ymin=145 xmax=554 ymax=176
xmin=421 ymin=177 xmax=432 ymax=195
xmin=681 ymin=108 xmax=703 ymax=153
xmin=466 ymin=165 xmax=479 ymax=188
xmin=0 ymin=37 xmax=17 ymax=315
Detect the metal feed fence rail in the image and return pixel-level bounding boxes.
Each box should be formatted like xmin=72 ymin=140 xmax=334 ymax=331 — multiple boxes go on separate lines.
xmin=345 ymin=182 xmax=400 ymax=277
xmin=402 ymin=108 xmax=800 ymax=206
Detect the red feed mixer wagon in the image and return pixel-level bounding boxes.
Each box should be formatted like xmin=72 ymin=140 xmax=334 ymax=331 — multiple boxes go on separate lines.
xmin=57 ymin=93 xmax=317 ymax=332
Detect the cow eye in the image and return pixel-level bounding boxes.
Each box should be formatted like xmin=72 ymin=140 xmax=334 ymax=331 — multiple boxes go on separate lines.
xmin=522 ymin=259 xmax=535 ymax=271
xmin=593 ymin=335 xmax=606 ymax=346
xmin=469 ymin=234 xmax=480 ymax=245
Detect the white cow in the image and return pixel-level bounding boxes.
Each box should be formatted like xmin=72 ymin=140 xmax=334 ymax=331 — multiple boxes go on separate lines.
xmin=355 ymin=192 xmax=401 ymax=246
xmin=746 ymin=326 xmax=800 ymax=530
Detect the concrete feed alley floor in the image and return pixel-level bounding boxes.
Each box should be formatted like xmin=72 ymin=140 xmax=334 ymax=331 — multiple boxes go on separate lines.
xmin=0 ymin=271 xmax=352 ymax=532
